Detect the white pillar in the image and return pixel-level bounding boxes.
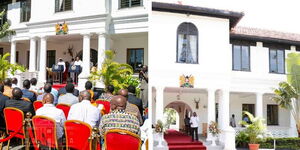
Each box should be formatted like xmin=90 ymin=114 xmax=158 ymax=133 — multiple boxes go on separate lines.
xmin=218 ymin=89 xmax=230 ymax=130
xmin=289 ymin=113 xmax=298 ymax=137
xmin=78 ymin=34 xmax=91 ymax=91
xmin=10 ymin=40 xmax=16 ymax=64
xmin=38 ymin=36 xmax=47 ymax=83
xmin=97 ymin=33 xmax=106 ymax=70
xmin=207 ymin=88 xmax=216 ymax=141
xmin=156 ymin=86 xmax=164 ymax=121
xmin=255 ymin=93 xmax=263 ymax=118
xmin=29 ymin=37 xmax=37 ymax=72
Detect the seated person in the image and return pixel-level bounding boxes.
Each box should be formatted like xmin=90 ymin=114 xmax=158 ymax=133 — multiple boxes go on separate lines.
xmin=58 ymin=83 xmax=79 ymax=105
xmin=68 ymin=90 xmax=100 ymax=127
xmin=118 ymin=89 xmax=143 ymax=125
xmin=58 ymin=78 xmax=79 ymax=96
xmin=39 ymin=79 xmax=58 ymax=101
xmin=37 ymin=83 xmax=58 ymax=104
xmin=36 ymin=93 xmax=66 ymax=140
xmin=3 ymin=78 xmax=13 ymax=98
xmin=12 ymin=77 xmax=18 ymax=88
xmin=22 ymin=79 xmax=37 ymax=102
xmin=30 ymin=78 xmax=39 ymax=92
xmin=0 ymin=85 xmax=9 ymax=130
xmin=5 ymin=88 xmax=34 ymax=115
xmin=99 ymin=85 xmax=114 ymax=101
xmin=99 ymin=95 xmax=140 ymax=137
xmin=85 ymin=81 xmax=97 ymax=106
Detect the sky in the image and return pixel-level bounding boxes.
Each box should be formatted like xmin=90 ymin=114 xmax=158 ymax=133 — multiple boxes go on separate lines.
xmin=154 ymin=0 xmax=300 ymax=34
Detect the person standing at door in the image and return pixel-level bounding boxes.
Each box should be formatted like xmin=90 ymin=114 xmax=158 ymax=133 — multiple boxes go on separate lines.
xmin=184 ymin=114 xmax=191 ymax=135
xmin=190 ymin=112 xmax=199 ymax=142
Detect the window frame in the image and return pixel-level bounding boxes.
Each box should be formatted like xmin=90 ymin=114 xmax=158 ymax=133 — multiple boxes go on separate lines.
xmin=232 ymin=44 xmax=251 ymax=72
xmin=119 ymin=0 xmax=143 ymax=9
xmin=269 ymin=49 xmax=285 ymax=74
xmin=55 ymin=0 xmax=73 ymax=13
xmin=20 ymin=0 xmax=31 ymax=22
xmin=267 ymin=104 xmax=279 ymax=125
xmin=176 ymin=22 xmax=199 ymax=64
xmin=46 ymin=50 xmax=56 ymax=68
xmin=126 ymin=48 xmax=144 ymax=73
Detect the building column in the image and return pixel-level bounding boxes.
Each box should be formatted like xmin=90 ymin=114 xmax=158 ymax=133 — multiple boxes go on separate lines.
xmin=29 ymin=37 xmax=37 ymax=72
xmin=255 ymin=93 xmax=263 ymax=118
xmin=218 ymin=89 xmax=230 ymax=130
xmin=10 ymin=40 xmax=16 ymax=64
xmin=156 ymin=86 xmax=164 ymax=121
xmin=38 ymin=36 xmax=47 ymax=83
xmin=78 ymin=34 xmax=91 ymax=90
xmin=96 ymin=33 xmax=106 ymax=88
xmin=290 ymin=112 xmax=298 ymax=137
xmin=207 ymin=88 xmax=216 ymax=141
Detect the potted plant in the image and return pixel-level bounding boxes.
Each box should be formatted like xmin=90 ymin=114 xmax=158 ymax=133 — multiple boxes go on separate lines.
xmin=208 ymin=121 xmax=221 ymax=146
xmin=154 ymin=120 xmax=167 ymax=147
xmin=240 ymin=111 xmax=267 ymax=150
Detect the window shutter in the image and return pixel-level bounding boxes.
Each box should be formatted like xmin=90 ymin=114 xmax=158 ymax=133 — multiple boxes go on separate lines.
xmin=55 ymin=0 xmax=59 ymax=12
xmin=65 ymin=0 xmax=72 ymax=11
xmin=120 ymin=0 xmax=129 ymax=8
xmin=131 ymin=0 xmax=141 ymax=7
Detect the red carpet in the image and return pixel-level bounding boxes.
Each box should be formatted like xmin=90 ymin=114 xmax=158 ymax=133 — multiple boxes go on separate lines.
xmin=164 ymin=130 xmax=206 ymax=150
xmin=52 ymin=84 xmax=66 ymax=90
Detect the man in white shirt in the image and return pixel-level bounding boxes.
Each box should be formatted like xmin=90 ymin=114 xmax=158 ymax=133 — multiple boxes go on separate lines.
xmin=190 ymin=112 xmax=199 ymax=142
xmin=74 ymin=56 xmax=82 ymax=67
xmin=68 ymin=90 xmax=100 ymax=127
xmin=36 ymin=93 xmax=66 ymax=140
xmin=57 ymin=58 xmax=66 ymax=73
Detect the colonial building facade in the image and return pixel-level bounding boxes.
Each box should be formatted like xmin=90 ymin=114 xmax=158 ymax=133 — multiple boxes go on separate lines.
xmin=0 ymin=0 xmax=148 ymax=90
xmin=150 ymin=1 xmax=299 ymax=149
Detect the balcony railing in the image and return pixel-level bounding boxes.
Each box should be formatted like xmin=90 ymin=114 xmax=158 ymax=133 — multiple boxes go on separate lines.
xmin=20 ymin=0 xmax=31 ymax=22
xmin=120 ymin=0 xmax=142 ymax=9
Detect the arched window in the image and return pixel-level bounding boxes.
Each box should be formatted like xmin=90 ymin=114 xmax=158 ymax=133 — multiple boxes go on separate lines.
xmin=177 ymin=22 xmax=198 ymax=64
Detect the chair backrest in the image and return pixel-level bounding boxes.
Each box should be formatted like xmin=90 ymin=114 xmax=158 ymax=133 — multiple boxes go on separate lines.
xmin=105 ymin=129 xmax=141 ymax=150
xmin=95 ymin=99 xmax=110 ymax=114
xmin=64 ymin=120 xmax=92 ymax=150
xmin=22 ymin=97 xmax=31 ymax=102
xmin=33 ymin=101 xmax=44 ymax=111
xmin=56 ymin=103 xmax=71 ymax=118
xmin=32 ymin=116 xmax=58 ymax=149
xmin=4 ymin=107 xmax=25 ymax=139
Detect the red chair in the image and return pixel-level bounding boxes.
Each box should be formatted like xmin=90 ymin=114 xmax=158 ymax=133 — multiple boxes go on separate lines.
xmin=95 ymin=99 xmax=110 ymax=114
xmin=32 ymin=116 xmax=58 ymax=149
xmin=33 ymin=101 xmax=43 ymax=111
xmin=56 ymin=103 xmax=71 ymax=118
xmin=64 ymin=120 xmax=92 ymax=150
xmin=104 ymin=129 xmax=141 ymax=150
xmin=4 ymin=107 xmax=25 ymax=149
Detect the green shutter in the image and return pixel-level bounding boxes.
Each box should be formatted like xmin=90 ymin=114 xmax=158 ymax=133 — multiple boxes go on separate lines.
xmin=65 ymin=0 xmax=72 ymax=11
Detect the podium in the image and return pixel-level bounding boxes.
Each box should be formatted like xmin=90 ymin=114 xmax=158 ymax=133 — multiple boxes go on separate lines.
xmin=69 ymin=65 xmax=81 ymax=84
xmin=52 ymin=65 xmax=64 ymax=84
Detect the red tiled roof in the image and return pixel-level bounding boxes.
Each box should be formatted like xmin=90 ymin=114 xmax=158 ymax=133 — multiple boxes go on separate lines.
xmin=231 ymin=26 xmax=300 ymax=43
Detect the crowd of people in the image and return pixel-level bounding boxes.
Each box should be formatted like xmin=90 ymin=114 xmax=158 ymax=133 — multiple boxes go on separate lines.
xmin=0 ymin=77 xmax=148 ymax=149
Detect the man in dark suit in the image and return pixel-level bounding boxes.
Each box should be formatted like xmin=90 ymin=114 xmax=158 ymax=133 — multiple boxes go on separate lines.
xmin=0 ymin=85 xmax=9 ymax=130
xmin=22 ymin=79 xmax=36 ymax=102
xmin=58 ymin=78 xmax=79 ymax=97
xmin=127 ymin=85 xmax=143 ymax=118
xmin=5 ymin=88 xmax=34 ymax=115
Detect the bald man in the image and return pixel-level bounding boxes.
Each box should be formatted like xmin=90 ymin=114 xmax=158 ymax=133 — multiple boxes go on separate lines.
xmin=99 ymin=95 xmax=140 ymax=137
xmin=36 ymin=93 xmax=66 ymax=139
xmin=5 ymin=88 xmax=34 ymax=115
xmin=118 ymin=89 xmax=143 ymax=125
xmin=68 ymin=90 xmax=100 ymax=127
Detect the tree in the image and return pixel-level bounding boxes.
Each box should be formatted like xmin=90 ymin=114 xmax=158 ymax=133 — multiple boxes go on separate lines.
xmin=273 ymin=52 xmax=300 ymax=137
xmin=0 ymin=10 xmax=15 ymax=39
xmin=89 ymin=50 xmax=140 ymax=93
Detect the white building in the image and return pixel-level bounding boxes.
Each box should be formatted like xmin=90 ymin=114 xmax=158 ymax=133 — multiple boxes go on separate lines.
xmin=0 ymin=0 xmax=148 ymax=91
xmin=150 ymin=1 xmax=299 ymax=149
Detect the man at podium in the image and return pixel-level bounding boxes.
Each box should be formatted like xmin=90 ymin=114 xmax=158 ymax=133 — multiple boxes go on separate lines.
xmin=52 ymin=58 xmax=66 ymax=84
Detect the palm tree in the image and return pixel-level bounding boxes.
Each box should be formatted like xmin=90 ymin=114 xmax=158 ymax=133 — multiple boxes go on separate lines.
xmin=89 ymin=50 xmax=138 ymax=93
xmin=0 ymin=53 xmax=26 ymax=82
xmin=273 ymin=52 xmax=300 ymax=137
xmin=0 ymin=10 xmax=15 ymax=39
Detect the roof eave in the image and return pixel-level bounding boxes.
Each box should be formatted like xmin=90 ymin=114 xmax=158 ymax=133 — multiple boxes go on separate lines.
xmin=152 ymin=2 xmax=244 ymax=28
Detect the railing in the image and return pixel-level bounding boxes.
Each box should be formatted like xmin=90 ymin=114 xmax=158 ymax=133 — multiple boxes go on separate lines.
xmin=20 ymin=0 xmax=31 ymax=22
xmin=234 ymin=126 xmax=290 ymax=138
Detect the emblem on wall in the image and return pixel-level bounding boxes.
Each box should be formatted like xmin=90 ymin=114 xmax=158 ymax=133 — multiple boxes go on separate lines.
xmin=55 ymin=22 xmax=68 ymax=35
xmin=179 ymin=74 xmax=194 ymax=88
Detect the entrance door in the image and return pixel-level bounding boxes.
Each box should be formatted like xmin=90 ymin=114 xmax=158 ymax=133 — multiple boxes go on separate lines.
xmin=47 ymin=50 xmax=56 ymax=68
